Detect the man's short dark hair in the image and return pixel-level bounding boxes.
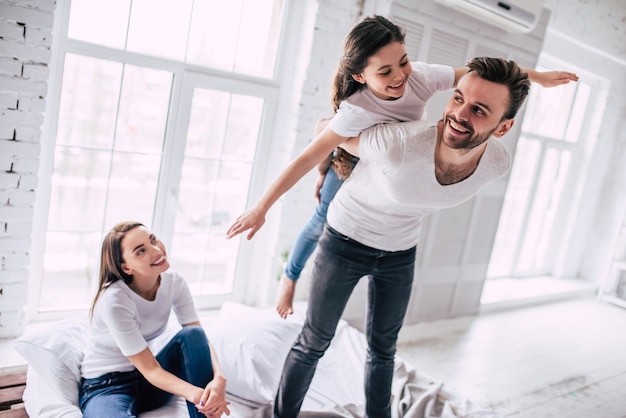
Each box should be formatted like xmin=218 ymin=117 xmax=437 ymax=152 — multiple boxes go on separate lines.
xmin=466 ymin=57 xmax=531 ymax=120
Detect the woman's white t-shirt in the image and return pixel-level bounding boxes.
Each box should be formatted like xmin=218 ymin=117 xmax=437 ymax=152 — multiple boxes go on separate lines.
xmin=81 ymin=271 xmax=198 ymax=379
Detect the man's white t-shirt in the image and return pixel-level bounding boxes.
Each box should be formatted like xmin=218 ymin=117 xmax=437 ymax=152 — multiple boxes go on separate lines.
xmin=81 ymin=271 xmax=198 ymax=379
xmin=326 ymin=120 xmax=512 ymax=252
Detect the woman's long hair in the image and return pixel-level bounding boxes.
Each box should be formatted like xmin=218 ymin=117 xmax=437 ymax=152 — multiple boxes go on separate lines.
xmin=89 ymin=221 xmax=143 ymax=317
xmin=331 ymin=15 xmax=406 ymax=179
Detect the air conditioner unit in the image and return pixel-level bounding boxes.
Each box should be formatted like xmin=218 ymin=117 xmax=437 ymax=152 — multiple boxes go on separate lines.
xmin=434 ymin=0 xmax=544 ymax=33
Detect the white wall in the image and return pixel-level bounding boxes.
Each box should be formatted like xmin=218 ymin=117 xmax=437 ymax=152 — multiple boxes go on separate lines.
xmin=0 ymin=0 xmax=56 ymax=338
xmin=266 ymin=0 xmax=365 ymax=306
xmin=540 ymin=0 xmax=626 ymax=283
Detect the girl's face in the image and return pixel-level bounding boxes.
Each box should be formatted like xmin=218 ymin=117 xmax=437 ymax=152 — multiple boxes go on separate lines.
xmin=352 ymin=41 xmax=412 ymax=101
xmin=120 ymin=226 xmax=169 ymax=279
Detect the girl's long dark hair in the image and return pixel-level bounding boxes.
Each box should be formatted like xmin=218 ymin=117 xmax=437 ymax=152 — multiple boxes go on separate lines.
xmin=89 ymin=221 xmax=143 ymax=317
xmin=331 ymin=15 xmax=406 ymax=179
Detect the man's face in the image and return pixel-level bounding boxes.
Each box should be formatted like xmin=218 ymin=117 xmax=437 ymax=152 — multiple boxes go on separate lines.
xmin=441 ymin=71 xmax=514 ymax=150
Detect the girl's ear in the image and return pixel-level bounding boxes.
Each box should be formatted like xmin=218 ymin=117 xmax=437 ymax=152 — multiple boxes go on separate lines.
xmin=121 ymin=263 xmax=132 ymax=275
xmin=352 ymin=73 xmax=366 ymax=84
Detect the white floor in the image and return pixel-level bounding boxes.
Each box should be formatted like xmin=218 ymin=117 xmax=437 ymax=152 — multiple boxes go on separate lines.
xmin=481 ymin=276 xmax=597 ymax=308
xmin=3 ymin=279 xmax=623 ymax=418
xmin=396 ymin=297 xmax=626 ymax=418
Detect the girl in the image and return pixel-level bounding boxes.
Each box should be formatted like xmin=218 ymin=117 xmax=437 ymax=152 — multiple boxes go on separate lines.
xmin=260 ymin=15 xmax=578 ymax=318
xmin=80 ymin=221 xmax=230 ymax=418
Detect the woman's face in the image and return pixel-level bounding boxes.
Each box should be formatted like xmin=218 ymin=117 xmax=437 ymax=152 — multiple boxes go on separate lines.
xmin=120 ymin=226 xmax=170 ymax=278
xmin=352 ymin=41 xmax=412 ymax=101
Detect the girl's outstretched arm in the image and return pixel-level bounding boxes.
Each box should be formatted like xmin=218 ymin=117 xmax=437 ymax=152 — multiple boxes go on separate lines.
xmin=453 ymin=66 xmax=578 ymax=87
xmin=226 ymin=127 xmax=347 ymax=240
xmin=523 ymin=68 xmax=579 ymax=87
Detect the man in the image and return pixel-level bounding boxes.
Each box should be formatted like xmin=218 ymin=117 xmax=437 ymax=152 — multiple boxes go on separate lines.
xmin=228 ymin=57 xmax=566 ymax=418
xmin=274 ymin=57 xmax=532 ymax=418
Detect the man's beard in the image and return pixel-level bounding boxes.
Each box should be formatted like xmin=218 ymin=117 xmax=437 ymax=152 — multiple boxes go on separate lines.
xmin=442 ymin=115 xmax=497 ymax=150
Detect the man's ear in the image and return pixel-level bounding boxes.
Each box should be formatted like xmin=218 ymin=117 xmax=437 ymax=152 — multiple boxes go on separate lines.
xmin=493 ymin=119 xmax=514 ymax=138
xmin=352 ymin=73 xmax=366 ymax=84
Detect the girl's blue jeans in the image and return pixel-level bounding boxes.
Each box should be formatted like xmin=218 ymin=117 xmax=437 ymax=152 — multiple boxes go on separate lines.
xmin=79 ymin=326 xmax=213 ymax=418
xmin=275 ymin=226 xmax=416 ymax=418
xmin=283 ymin=167 xmax=343 ymax=280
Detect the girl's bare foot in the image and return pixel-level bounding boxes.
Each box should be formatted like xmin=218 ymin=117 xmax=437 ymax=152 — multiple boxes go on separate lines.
xmin=276 ymin=275 xmax=297 ymax=319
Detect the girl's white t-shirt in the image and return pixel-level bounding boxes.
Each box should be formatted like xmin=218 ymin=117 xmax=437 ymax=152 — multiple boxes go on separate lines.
xmin=328 ymin=62 xmax=454 ymax=137
xmin=81 ymin=271 xmax=198 ymax=379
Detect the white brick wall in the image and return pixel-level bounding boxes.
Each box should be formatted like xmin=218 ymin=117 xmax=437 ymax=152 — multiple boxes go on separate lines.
xmin=0 ymin=0 xmax=56 ymax=338
xmin=271 ymin=0 xmax=364 ymax=302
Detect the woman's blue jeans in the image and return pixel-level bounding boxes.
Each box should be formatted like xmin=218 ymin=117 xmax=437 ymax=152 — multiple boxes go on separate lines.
xmin=79 ymin=326 xmax=213 ymax=418
xmin=283 ymin=168 xmax=343 ymax=280
xmin=274 ymin=226 xmax=416 ymax=418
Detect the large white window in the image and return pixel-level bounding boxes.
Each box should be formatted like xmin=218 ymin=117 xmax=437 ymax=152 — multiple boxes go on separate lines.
xmin=488 ymin=56 xmax=602 ymax=279
xmin=34 ymin=0 xmax=286 ymax=315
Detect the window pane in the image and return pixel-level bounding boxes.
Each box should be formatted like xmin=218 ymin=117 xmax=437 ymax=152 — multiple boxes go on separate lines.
xmin=39 ymin=231 xmax=101 ymax=311
xmin=175 ymin=159 xmax=221 ymax=232
xmin=57 ymin=54 xmax=122 ymax=149
xmin=564 ymin=82 xmax=590 ymax=143
xmin=172 ymin=85 xmax=261 ymax=296
xmin=185 ymin=89 xmax=263 ymax=162
xmin=67 ymin=0 xmax=130 ymax=49
xmin=218 ymin=161 xmax=254 ymax=227
xmin=126 ymin=0 xmax=193 ymax=61
xmin=223 ymin=95 xmax=264 ymax=161
xmin=517 ymin=149 xmax=572 ymax=271
xmin=186 ymin=0 xmax=238 ymax=73
xmin=114 ymin=66 xmax=172 ymax=153
xmin=104 ymin=153 xmax=161 ymax=228
xmin=522 ymin=81 xmax=577 ymax=140
xmin=234 ymin=0 xmax=284 ymax=76
xmin=170 ymin=232 xmax=239 ymax=295
xmin=487 ymin=138 xmax=541 ymax=277
xmin=67 ymin=0 xmax=283 ymax=77
xmin=187 ymin=0 xmax=283 ymax=77
xmin=173 ymin=159 xmax=253 ymax=295
xmin=185 ymin=89 xmax=231 ymax=159
xmin=47 ymin=147 xmax=111 ymax=231
xmin=45 ymin=55 xmax=167 ymax=309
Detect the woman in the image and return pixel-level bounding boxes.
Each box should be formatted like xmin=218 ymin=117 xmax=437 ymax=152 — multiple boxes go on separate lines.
xmin=80 ymin=221 xmax=230 ymax=417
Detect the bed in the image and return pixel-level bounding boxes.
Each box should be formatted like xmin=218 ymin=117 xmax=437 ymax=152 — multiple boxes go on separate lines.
xmin=13 ymin=302 xmax=501 ymax=418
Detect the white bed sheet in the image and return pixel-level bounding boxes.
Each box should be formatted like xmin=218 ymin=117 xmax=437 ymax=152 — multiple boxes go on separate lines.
xmin=21 ymin=302 xmax=502 ymax=418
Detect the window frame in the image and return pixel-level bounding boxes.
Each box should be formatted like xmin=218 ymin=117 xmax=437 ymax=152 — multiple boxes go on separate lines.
xmin=487 ymin=53 xmax=608 ymax=279
xmin=29 ymin=0 xmax=302 ymax=320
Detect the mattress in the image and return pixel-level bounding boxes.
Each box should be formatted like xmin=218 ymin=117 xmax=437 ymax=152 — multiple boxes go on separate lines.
xmin=17 ymin=301 xmax=501 ymax=418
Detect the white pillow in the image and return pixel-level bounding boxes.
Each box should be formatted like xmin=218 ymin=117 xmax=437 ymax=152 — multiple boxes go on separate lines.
xmin=22 ymin=367 xmax=83 ymax=418
xmin=207 ymin=302 xmax=302 ymax=405
xmin=13 ymin=317 xmax=88 ymax=405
